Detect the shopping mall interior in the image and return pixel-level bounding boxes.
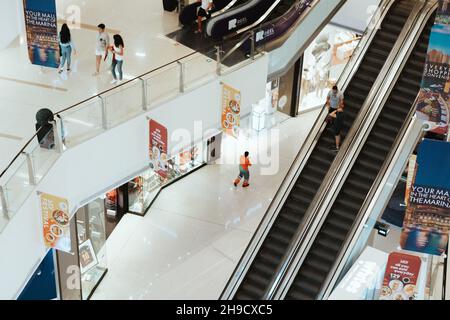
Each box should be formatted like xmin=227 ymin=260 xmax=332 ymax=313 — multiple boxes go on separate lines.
xmin=1 ymin=0 xmax=450 ymax=302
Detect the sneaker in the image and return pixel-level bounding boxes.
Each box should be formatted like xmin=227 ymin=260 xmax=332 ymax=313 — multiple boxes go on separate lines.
xmin=58 ymin=69 xmax=63 ymax=74
xmin=110 ymin=79 xmax=117 ymax=84
xmin=243 ymin=182 xmax=250 ymax=188
xmin=92 ymin=71 xmax=99 ymax=76
xmin=331 ymin=147 xmax=340 ymax=153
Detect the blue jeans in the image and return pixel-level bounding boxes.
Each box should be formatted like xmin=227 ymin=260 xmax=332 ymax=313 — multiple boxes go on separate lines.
xmin=60 ymin=45 xmax=72 ymax=69
xmin=111 ymin=59 xmax=123 ymax=80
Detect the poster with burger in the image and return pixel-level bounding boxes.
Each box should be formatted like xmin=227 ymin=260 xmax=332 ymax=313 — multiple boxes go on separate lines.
xmin=40 ymin=192 xmax=71 ymax=253
xmin=379 ymin=252 xmax=422 ymax=300
xmin=149 ymin=119 xmax=168 ymax=179
xmin=221 ymin=83 xmax=241 ymax=138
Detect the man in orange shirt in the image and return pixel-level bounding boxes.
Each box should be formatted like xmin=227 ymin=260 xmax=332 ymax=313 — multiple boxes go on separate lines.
xmin=234 ymin=151 xmax=252 ymax=188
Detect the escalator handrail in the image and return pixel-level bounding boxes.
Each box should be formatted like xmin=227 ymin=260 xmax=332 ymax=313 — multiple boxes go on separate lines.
xmin=211 ymin=0 xmax=241 ymax=18
xmin=219 ymin=0 xmax=393 ymax=300
xmin=317 ymin=1 xmax=438 ymax=299
xmin=235 ymin=0 xmax=281 ymax=35
xmin=269 ymin=0 xmax=424 ymax=300
xmin=275 ymin=1 xmax=438 ymax=300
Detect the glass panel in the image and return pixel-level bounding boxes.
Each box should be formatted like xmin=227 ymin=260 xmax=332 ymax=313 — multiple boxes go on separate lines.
xmin=28 ymin=132 xmax=59 ymax=184
xmin=76 ymin=197 xmax=107 ymax=300
xmin=182 ymin=51 xmax=216 ymax=91
xmin=145 ymin=63 xmax=180 ymax=107
xmin=61 ymin=98 xmax=104 ymax=148
xmin=128 ymin=171 xmax=162 ymax=215
xmin=2 ymin=154 xmax=34 ymax=215
xmin=103 ymin=79 xmax=143 ymax=128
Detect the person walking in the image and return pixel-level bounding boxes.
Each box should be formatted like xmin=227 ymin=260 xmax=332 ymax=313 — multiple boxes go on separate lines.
xmin=195 ymin=0 xmax=214 ymax=34
xmin=93 ymin=23 xmax=110 ymax=76
xmin=326 ymin=85 xmax=345 ymax=152
xmin=109 ymin=34 xmax=124 ymax=84
xmin=234 ymin=151 xmax=252 ymax=188
xmin=58 ymin=23 xmax=76 ymax=74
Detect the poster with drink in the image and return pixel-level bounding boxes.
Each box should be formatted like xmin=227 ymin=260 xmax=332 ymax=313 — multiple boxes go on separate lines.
xmin=400 ymin=139 xmax=450 ymax=256
xmin=149 ymin=119 xmax=168 ymax=179
xmin=221 ymin=83 xmax=241 ymax=138
xmin=23 ymin=0 xmax=60 ymax=68
xmin=415 ymin=0 xmax=450 ymax=135
xmin=379 ymin=252 xmax=422 ymax=300
xmin=40 ymin=192 xmax=71 ymax=253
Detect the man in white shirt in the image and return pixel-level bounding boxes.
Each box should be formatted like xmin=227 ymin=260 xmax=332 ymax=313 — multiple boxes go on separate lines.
xmin=93 ymin=23 xmax=110 ymax=76
xmin=196 ymin=0 xmax=214 ymax=34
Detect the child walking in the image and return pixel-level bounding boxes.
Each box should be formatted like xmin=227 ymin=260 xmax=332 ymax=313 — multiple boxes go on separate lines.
xmin=234 ymin=152 xmax=252 ymax=188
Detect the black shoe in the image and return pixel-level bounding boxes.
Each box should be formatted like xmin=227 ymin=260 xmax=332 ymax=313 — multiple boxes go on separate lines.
xmin=331 ymin=147 xmax=339 ymax=153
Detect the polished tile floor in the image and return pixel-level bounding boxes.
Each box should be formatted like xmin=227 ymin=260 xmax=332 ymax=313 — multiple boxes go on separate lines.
xmin=91 ymin=109 xmax=321 ymax=300
xmin=0 ymin=0 xmax=194 ymax=173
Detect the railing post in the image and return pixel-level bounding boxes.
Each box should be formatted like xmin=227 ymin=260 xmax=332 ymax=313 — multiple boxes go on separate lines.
xmin=0 ymin=186 xmax=8 ymax=219
xmin=52 ymin=119 xmax=64 ymax=153
xmin=23 ymin=152 xmax=37 ymax=186
xmin=250 ymin=30 xmax=256 ymax=60
xmin=140 ymin=77 xmax=148 ymax=111
xmin=215 ymin=45 xmax=222 ymax=76
xmin=177 ymin=61 xmax=185 ymax=93
xmin=99 ymin=95 xmax=108 ymax=130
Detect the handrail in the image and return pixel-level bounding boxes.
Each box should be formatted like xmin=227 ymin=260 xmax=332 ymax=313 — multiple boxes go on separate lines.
xmin=270 ymin=0 xmax=416 ymax=299
xmin=275 ymin=0 xmax=437 ymax=300
xmin=0 ymin=51 xmax=198 ymax=181
xmin=235 ymin=0 xmax=281 ymax=35
xmin=211 ymin=0 xmax=240 ymax=18
xmin=219 ymin=0 xmax=391 ymax=300
xmin=318 ymin=1 xmax=439 ymax=299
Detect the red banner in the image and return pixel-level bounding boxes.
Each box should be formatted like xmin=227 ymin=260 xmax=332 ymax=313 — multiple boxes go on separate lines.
xmin=149 ymin=119 xmax=168 ymax=179
xmin=379 ymin=252 xmax=422 ymax=300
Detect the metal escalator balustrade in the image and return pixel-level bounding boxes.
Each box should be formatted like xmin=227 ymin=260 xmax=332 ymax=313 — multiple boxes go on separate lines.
xmin=230 ymin=0 xmax=415 ymax=300
xmin=284 ymin=7 xmax=436 ymax=301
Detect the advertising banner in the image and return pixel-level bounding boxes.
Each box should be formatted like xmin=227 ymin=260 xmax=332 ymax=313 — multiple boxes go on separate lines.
xmin=415 ymin=0 xmax=450 ymax=135
xmin=149 ymin=119 xmax=168 ymax=179
xmin=221 ymin=83 xmax=241 ymax=138
xmin=404 ymin=154 xmax=417 ymax=205
xmin=40 ymin=192 xmax=71 ymax=253
xmin=379 ymin=252 xmax=422 ymax=300
xmin=23 ymin=0 xmax=60 ymax=68
xmin=400 ymin=139 xmax=450 ymax=256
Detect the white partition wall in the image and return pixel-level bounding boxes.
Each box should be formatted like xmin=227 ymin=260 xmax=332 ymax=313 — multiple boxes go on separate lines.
xmin=0 ymin=0 xmax=23 ymax=49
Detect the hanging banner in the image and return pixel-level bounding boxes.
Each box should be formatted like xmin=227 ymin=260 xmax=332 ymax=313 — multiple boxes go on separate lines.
xmin=23 ymin=0 xmax=60 ymax=68
xmin=404 ymin=154 xmax=417 ymax=205
xmin=221 ymin=83 xmax=241 ymax=138
xmin=400 ymin=139 xmax=450 ymax=256
xmin=379 ymin=252 xmax=422 ymax=300
xmin=149 ymin=119 xmax=168 ymax=179
xmin=415 ymin=0 xmax=450 ymax=135
xmin=40 ymin=192 xmax=71 ymax=253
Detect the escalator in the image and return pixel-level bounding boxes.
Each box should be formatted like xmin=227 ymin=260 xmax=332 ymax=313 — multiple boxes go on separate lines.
xmin=284 ymin=7 xmax=435 ymax=301
xmin=179 ymin=0 xmax=247 ymax=26
xmin=231 ymin=0 xmax=416 ymax=300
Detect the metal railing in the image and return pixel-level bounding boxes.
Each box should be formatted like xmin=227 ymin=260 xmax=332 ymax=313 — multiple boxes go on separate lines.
xmin=220 ymin=0 xmax=394 ymax=300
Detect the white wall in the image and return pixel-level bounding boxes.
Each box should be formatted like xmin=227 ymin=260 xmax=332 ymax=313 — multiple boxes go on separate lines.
xmin=0 ymin=0 xmax=23 ymax=49
xmin=0 ymin=54 xmax=269 ymax=299
xmin=331 ymin=0 xmax=382 ymax=33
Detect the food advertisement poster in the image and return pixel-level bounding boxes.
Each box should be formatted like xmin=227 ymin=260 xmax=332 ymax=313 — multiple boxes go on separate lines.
xmin=379 ymin=252 xmax=422 ymax=300
xmin=149 ymin=119 xmax=168 ymax=179
xmin=23 ymin=0 xmax=60 ymax=68
xmin=79 ymin=239 xmax=98 ymax=274
xmin=221 ymin=83 xmax=241 ymax=138
xmin=400 ymin=139 xmax=450 ymax=256
xmin=40 ymin=192 xmax=71 ymax=253
xmin=415 ymin=0 xmax=450 ymax=135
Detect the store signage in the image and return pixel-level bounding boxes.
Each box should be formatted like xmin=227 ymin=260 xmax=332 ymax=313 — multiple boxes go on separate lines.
xmin=415 ymin=0 xmax=450 ymax=135
xmin=401 ymin=139 xmax=450 ymax=256
xmin=23 ymin=0 xmax=60 ymax=68
xmin=40 ymin=192 xmax=71 ymax=253
xmin=329 ymin=246 xmax=388 ymax=300
xmin=149 ymin=119 xmax=168 ymax=179
xmin=221 ymin=83 xmax=241 ymax=138
xmin=379 ymin=252 xmax=422 ymax=300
